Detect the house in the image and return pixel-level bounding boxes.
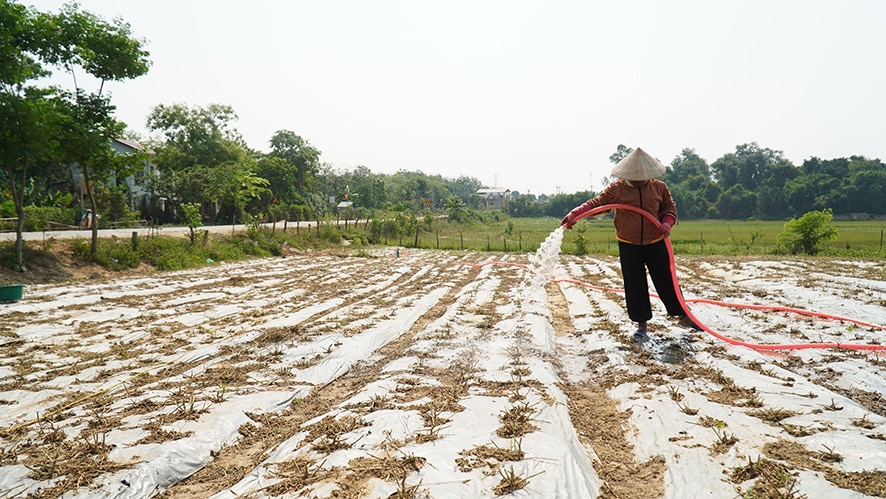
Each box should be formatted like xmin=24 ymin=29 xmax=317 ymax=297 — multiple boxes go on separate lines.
xmin=110 ymin=138 xmax=158 ymax=214
xmin=476 ymin=188 xmax=511 ymax=210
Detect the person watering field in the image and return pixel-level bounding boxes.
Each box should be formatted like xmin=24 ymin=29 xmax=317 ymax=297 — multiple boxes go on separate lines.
xmin=560 ymin=147 xmax=700 ymax=339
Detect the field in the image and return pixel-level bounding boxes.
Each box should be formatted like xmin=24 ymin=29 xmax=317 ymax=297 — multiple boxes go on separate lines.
xmin=1 ymin=231 xmax=886 ymax=498
xmin=402 ymin=217 xmax=886 ymax=258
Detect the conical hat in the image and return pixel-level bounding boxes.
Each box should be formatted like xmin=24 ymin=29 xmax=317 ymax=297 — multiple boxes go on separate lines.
xmin=611 ymin=147 xmax=666 ymax=181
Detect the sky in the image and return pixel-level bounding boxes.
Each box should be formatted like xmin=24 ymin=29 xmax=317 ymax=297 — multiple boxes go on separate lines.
xmin=24 ymin=0 xmax=886 ymax=196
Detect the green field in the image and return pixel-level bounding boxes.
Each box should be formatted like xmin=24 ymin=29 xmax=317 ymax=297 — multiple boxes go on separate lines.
xmin=398 ymin=217 xmax=886 ymax=258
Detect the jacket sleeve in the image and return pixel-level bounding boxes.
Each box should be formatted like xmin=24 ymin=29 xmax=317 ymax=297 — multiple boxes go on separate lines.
xmin=584 ymin=182 xmax=619 ymax=210
xmin=657 ymin=183 xmax=678 ymax=222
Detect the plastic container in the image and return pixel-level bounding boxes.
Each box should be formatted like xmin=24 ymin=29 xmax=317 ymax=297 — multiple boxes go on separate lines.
xmin=0 ymin=285 xmax=24 ymax=302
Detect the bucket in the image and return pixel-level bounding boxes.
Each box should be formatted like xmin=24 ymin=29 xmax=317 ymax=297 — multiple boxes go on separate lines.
xmin=0 ymin=285 xmax=24 ymax=302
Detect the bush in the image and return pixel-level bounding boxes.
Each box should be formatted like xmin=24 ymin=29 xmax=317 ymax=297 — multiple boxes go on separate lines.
xmin=73 ymin=238 xmax=140 ymax=271
xmin=23 ymin=206 xmax=78 ymax=231
xmin=777 ymin=209 xmax=838 ymax=255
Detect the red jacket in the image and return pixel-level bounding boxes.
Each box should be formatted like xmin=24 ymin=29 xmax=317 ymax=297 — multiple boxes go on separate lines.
xmin=582 ymin=179 xmax=677 ymax=245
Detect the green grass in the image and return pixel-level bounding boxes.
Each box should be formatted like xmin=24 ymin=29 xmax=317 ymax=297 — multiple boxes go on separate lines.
xmin=65 ymin=223 xmax=351 ymax=272
xmin=5 ymin=216 xmax=882 ymax=278
xmin=386 ymin=216 xmax=885 ymax=258
xmin=561 ymin=218 xmax=886 ymax=257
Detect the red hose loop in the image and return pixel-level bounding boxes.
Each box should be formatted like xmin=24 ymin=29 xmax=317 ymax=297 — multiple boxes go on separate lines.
xmin=567 ymin=204 xmax=886 ymax=352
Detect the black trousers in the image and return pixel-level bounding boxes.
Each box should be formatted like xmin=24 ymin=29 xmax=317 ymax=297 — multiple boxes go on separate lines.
xmin=618 ymin=240 xmax=687 ymax=323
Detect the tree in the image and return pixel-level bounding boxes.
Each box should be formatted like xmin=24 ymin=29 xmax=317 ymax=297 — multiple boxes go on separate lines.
xmin=205 ymin=159 xmax=269 ymax=225
xmin=663 ymin=148 xmax=710 ymax=185
xmin=609 ymin=144 xmax=633 ymax=164
xmin=54 ymin=89 xmax=128 ymax=252
xmin=710 ymin=142 xmax=785 ymax=191
xmin=181 ymin=202 xmax=201 ymax=245
xmin=505 ymin=195 xmax=541 ymax=217
xmin=715 ymin=184 xmax=757 ymax=219
xmin=784 ymin=173 xmax=842 ymax=216
xmin=146 ymin=103 xmax=254 ymax=222
xmin=777 ymin=208 xmax=838 ymax=255
xmin=1 ymin=2 xmax=55 ymax=270
xmin=268 ymin=129 xmax=320 ymax=194
xmin=0 ymin=88 xmax=56 ymax=270
xmin=801 ymin=156 xmax=849 ymax=178
xmin=846 ymin=162 xmax=886 ymax=214
xmin=0 ymin=1 xmax=149 ymax=262
xmin=448 ymin=175 xmax=484 ymax=202
xmin=444 ymin=196 xmax=469 ymax=224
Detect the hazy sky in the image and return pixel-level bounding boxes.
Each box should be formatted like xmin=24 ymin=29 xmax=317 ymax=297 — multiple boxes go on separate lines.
xmin=26 ymin=0 xmax=886 ymax=196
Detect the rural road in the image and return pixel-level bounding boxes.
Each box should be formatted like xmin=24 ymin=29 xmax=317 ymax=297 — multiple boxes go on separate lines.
xmin=0 ymin=219 xmax=353 ymax=242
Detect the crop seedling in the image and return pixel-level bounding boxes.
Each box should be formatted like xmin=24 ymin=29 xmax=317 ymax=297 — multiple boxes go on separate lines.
xmin=497 ymin=401 xmax=538 ymax=438
xmin=304 ymin=415 xmax=367 ymax=453
xmin=668 ymin=386 xmax=684 ymax=402
xmin=749 ymin=407 xmax=799 ymax=424
xmin=416 ymin=401 xmax=449 ymax=443
xmin=493 ymin=466 xmax=543 ymax=496
xmin=823 ymin=399 xmax=843 ymax=411
xmin=266 ymin=456 xmax=325 ymax=496
xmin=711 ymin=420 xmax=739 ymax=455
xmin=851 ymin=414 xmax=877 ymax=429
xmin=677 ymin=402 xmax=698 ymax=415
xmin=818 ymin=444 xmax=843 ymax=463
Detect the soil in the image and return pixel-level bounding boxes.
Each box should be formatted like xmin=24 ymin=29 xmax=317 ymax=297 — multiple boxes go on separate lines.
xmin=0 ymin=242 xmax=120 ymax=285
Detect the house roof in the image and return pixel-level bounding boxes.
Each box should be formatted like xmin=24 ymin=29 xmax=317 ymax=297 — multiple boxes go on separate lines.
xmin=113 ymin=138 xmax=155 ymax=155
xmin=114 ymin=138 xmax=145 ymax=151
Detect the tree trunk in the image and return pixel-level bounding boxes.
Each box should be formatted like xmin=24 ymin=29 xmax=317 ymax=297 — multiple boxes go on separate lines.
xmin=4 ymin=161 xmax=28 ymax=271
xmin=83 ymin=166 xmax=100 ymax=255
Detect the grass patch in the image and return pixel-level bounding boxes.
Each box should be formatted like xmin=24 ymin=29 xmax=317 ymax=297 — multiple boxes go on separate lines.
xmin=66 ymin=223 xmax=348 ymax=272
xmin=5 ymin=216 xmax=883 ymax=278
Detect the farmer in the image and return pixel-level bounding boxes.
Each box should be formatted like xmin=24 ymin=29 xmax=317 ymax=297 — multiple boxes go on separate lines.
xmin=560 ymin=147 xmax=699 ymax=338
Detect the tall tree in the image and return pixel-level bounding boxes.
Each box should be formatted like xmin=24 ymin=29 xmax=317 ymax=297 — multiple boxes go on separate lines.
xmin=146 ymin=103 xmax=243 ymax=171
xmin=146 ymin=103 xmax=253 ymax=222
xmin=268 ymin=129 xmax=320 ymax=194
xmin=664 ymin=148 xmax=710 ymax=184
xmin=609 ymin=144 xmax=634 ymax=164
xmin=40 ymin=3 xmax=149 ymax=253
xmin=1 ymin=2 xmax=52 ymax=270
xmin=448 ymin=174 xmax=484 ymax=202
xmin=710 ymin=142 xmax=785 ymax=191
xmin=0 ymin=1 xmax=149 ymax=261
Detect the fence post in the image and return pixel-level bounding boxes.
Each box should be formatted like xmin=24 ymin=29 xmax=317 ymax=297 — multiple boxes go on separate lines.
xmin=131 ymin=231 xmax=138 ymax=251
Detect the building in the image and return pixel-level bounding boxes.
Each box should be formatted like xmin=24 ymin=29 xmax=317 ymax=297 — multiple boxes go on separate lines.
xmin=476 ymin=188 xmax=511 ymax=210
xmin=110 ymin=138 xmax=157 ymax=214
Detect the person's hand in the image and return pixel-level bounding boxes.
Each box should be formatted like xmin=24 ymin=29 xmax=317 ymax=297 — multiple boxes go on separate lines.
xmin=656 ymin=214 xmax=676 ymax=237
xmin=561 ymin=204 xmax=591 ymax=229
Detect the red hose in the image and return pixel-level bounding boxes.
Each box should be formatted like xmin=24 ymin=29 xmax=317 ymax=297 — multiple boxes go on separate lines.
xmin=562 ymin=204 xmax=886 ymax=352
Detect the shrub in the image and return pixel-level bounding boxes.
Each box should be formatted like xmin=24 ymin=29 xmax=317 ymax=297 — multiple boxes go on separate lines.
xmin=777 ymin=209 xmax=838 ymax=255
xmin=73 ymin=238 xmax=139 ymax=270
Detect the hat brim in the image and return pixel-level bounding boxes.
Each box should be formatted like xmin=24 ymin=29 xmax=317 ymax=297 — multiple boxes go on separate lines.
xmin=611 ymin=148 xmax=666 ymax=181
